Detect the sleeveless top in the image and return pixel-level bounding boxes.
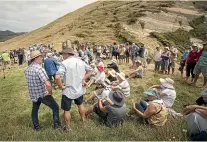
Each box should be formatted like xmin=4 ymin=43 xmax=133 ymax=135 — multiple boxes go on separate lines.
xmin=147 ymin=100 xmax=168 ymax=126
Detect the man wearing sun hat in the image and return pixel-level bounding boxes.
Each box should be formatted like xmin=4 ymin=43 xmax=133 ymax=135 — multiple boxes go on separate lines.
xmin=86 ymin=90 xmax=126 ymax=127
xmin=25 ymin=50 xmax=60 ymax=131
xmin=55 ymin=47 xmax=92 ymax=131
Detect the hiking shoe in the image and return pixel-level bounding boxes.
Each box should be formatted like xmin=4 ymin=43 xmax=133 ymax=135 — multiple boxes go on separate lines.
xmin=33 ymin=125 xmax=42 ymax=131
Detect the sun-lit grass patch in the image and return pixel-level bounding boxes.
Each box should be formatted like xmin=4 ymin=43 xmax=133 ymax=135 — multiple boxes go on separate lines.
xmin=0 ymin=60 xmax=202 ymax=140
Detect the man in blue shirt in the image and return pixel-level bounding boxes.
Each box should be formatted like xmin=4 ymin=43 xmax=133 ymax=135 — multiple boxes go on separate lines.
xmin=44 ymin=53 xmax=59 ymax=87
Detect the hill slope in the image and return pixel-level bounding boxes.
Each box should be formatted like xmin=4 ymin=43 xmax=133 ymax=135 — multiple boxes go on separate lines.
xmin=0 ymin=30 xmax=26 ymax=42
xmin=0 ymin=1 xmax=206 ymax=51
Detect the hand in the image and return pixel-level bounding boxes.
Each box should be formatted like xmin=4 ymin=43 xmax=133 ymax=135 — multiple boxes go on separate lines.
xmin=132 ymin=103 xmax=136 ymax=111
xmin=61 ymin=85 xmax=66 ymax=90
xmin=82 ymin=80 xmax=87 ymax=87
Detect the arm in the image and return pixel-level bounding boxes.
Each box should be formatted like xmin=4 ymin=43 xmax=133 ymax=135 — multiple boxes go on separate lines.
xmin=149 ymin=85 xmax=161 ymax=89
xmin=45 ymin=80 xmax=52 ymax=95
xmin=132 ymin=103 xmax=156 ymax=119
xmin=184 ymin=105 xmax=207 ymax=115
xmin=98 ymin=99 xmax=107 ymax=112
xmin=38 ymin=68 xmax=52 ymax=95
xmin=55 ymin=63 xmax=66 ymax=89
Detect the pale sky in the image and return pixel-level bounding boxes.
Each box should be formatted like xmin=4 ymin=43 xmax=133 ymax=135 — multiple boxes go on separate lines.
xmin=0 ymin=0 xmax=97 ymax=32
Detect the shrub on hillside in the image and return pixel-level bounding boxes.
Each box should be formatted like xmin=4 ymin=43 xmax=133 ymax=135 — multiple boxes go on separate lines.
xmin=150 ymin=28 xmax=191 ymax=48
xmin=189 ymin=15 xmax=207 ymax=40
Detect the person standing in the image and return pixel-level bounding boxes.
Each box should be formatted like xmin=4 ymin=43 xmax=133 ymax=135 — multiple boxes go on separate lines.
xmin=168 ymin=46 xmax=178 ymax=75
xmin=130 ymin=43 xmax=139 ymax=69
xmin=55 ymin=47 xmax=92 ymax=131
xmin=153 ymin=47 xmax=162 ymax=72
xmin=17 ymin=48 xmax=24 ymax=65
xmin=44 ymin=53 xmax=59 ymax=88
xmin=25 ymin=50 xmax=60 ymax=131
xmin=125 ymin=42 xmax=130 ymax=63
xmin=161 ymin=47 xmax=170 ymax=74
xmin=1 ymin=51 xmax=10 ymax=69
xmin=193 ymin=43 xmax=207 ymax=87
xmin=186 ymin=45 xmax=199 ymax=83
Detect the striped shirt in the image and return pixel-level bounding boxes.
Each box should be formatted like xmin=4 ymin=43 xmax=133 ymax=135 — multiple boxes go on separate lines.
xmin=117 ymin=79 xmax=130 ymax=97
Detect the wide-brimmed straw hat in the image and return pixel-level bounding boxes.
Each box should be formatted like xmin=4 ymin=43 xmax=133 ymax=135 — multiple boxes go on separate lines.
xmin=109 ymin=90 xmax=125 ymax=107
xmin=160 ymin=78 xmax=174 ymax=89
xmin=108 ymin=69 xmax=117 ymax=77
xmin=30 ymin=50 xmax=42 ymax=60
xmin=59 ymin=47 xmax=74 ymax=55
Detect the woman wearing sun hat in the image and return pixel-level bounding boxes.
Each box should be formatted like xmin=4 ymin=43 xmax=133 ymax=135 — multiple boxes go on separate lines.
xmin=129 ymin=89 xmax=168 ymax=126
xmin=150 ymin=78 xmax=176 ymax=108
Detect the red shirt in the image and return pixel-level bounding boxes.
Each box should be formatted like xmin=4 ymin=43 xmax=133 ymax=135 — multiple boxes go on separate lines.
xmin=187 ymin=50 xmax=199 ymax=64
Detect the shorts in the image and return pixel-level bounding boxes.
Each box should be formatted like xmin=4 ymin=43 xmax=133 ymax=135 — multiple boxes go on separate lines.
xmin=112 ymin=52 xmax=117 ymax=57
xmin=171 ymin=60 xmax=176 ymax=68
xmin=93 ymin=102 xmax=109 ymax=122
xmin=193 ymin=64 xmax=207 ymax=77
xmin=119 ymin=55 xmax=126 ymax=59
xmin=61 ymin=95 xmax=84 ymax=111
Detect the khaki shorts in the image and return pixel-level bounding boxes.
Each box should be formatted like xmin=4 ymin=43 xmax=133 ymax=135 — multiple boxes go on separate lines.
xmin=171 ymin=60 xmax=176 ymax=68
xmin=194 ymin=64 xmax=207 ymax=77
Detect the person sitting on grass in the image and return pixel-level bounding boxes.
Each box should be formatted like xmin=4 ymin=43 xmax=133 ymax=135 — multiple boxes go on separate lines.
xmin=87 ymin=63 xmax=99 ymax=87
xmin=85 ymin=79 xmax=112 ymax=103
xmin=129 ymin=89 xmax=168 ymax=126
xmin=126 ymin=60 xmax=143 ymax=79
xmin=149 ymin=78 xmax=176 ymax=108
xmin=107 ymin=59 xmax=120 ymax=73
xmin=107 ymin=69 xmax=118 ymax=82
xmin=112 ymin=72 xmax=130 ymax=97
xmin=86 ymin=90 xmax=126 ymax=127
xmin=184 ymin=90 xmax=207 ymax=141
xmin=87 ymin=59 xmax=106 ymax=87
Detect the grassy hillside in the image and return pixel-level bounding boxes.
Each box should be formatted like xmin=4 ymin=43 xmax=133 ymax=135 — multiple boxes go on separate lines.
xmin=0 ymin=1 xmax=205 ymax=52
xmin=0 ymin=61 xmax=204 ymax=141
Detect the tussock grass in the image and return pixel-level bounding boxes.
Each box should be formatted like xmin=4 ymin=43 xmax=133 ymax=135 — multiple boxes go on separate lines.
xmin=0 ymin=61 xmax=203 ymax=140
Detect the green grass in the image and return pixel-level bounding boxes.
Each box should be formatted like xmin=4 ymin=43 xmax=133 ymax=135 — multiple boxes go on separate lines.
xmin=0 ymin=61 xmax=203 ymax=141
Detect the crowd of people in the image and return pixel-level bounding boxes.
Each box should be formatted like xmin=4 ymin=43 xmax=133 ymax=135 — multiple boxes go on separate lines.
xmin=1 ymin=40 xmax=206 ymax=140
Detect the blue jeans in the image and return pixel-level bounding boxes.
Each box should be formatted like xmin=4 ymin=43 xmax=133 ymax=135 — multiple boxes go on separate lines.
xmin=135 ymin=100 xmax=148 ymax=113
xmin=161 ymin=59 xmax=169 ymax=71
xmin=32 ymin=95 xmax=60 ymax=129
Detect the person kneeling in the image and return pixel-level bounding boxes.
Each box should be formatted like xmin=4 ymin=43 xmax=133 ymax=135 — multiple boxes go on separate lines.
xmin=86 ymin=90 xmax=126 ymax=127
xmin=129 ymin=90 xmax=168 ymax=126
